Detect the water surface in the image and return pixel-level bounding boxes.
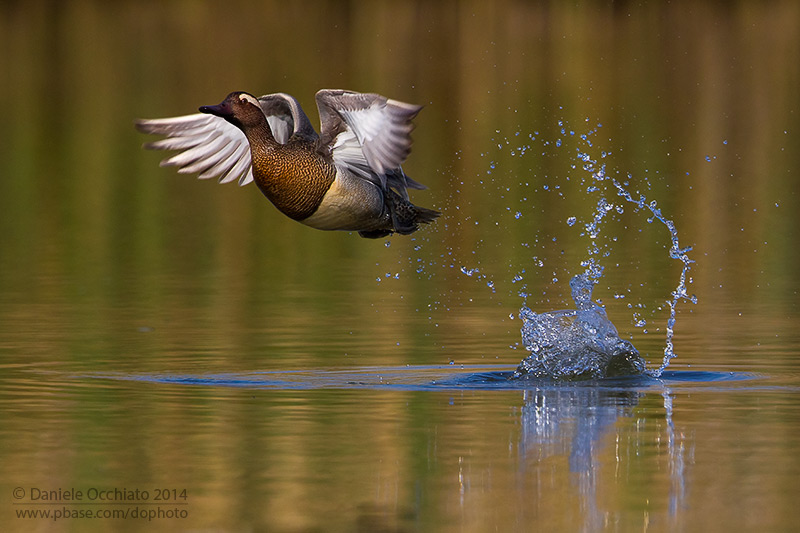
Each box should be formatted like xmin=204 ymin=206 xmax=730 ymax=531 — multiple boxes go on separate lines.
xmin=1 ymin=1 xmax=799 ymax=531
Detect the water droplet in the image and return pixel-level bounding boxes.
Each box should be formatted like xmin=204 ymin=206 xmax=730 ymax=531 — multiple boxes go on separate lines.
xmin=460 ymin=266 xmax=478 ymax=276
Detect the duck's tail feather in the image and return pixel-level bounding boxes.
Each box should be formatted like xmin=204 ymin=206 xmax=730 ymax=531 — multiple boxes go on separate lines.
xmin=413 ymin=205 xmax=441 ymax=225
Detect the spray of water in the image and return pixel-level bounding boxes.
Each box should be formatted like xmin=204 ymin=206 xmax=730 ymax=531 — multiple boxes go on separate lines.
xmin=608 ymin=177 xmax=697 ymax=375
xmin=380 ymin=116 xmax=696 ymax=377
xmin=514 ymin=118 xmax=697 ymax=379
xmin=575 ymin=142 xmax=697 ymax=376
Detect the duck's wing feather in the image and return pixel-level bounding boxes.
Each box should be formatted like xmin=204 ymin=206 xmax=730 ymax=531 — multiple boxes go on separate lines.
xmin=386 ymin=168 xmax=427 ymax=195
xmin=260 ymin=93 xmax=319 ymax=142
xmin=136 ymin=113 xmax=255 ymax=185
xmin=135 ymin=94 xmax=317 ymax=186
xmin=315 ymin=89 xmax=423 ymax=192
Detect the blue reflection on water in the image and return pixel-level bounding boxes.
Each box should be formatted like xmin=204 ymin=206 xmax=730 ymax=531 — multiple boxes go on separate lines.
xmin=80 ymin=366 xmax=755 ymax=390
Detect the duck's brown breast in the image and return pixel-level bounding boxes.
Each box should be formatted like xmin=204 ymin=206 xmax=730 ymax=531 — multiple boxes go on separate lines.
xmin=250 ymin=142 xmax=336 ymax=221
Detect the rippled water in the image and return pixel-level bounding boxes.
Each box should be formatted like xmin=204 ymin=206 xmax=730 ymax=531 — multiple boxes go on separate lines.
xmin=4 ymin=360 xmax=797 ymax=531
xmin=73 ymin=365 xmax=753 ymax=390
xmin=2 ymin=1 xmax=800 ymax=532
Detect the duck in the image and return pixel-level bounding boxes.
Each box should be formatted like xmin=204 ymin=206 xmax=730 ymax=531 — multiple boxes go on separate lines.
xmin=135 ymin=90 xmax=440 ymax=238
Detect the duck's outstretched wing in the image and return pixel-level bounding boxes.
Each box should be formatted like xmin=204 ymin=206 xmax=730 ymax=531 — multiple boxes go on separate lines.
xmin=315 ymin=89 xmax=426 ymax=197
xmin=135 ymin=94 xmax=317 ymax=186
xmin=135 ymin=113 xmax=255 ymax=185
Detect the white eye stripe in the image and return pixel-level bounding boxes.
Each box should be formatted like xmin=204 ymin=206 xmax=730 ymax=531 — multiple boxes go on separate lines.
xmin=238 ymin=93 xmax=260 ymax=106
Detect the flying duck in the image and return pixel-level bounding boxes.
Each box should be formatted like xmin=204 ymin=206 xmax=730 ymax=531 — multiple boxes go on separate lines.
xmin=135 ymin=90 xmax=440 ymax=238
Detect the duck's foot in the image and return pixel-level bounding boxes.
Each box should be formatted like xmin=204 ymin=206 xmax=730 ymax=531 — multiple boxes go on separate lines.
xmin=358 ymin=229 xmax=393 ymax=239
xmin=386 ymin=191 xmax=440 ymax=235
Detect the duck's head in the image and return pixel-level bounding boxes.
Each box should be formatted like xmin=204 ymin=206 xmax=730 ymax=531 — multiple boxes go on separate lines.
xmin=200 ymin=92 xmax=264 ymax=130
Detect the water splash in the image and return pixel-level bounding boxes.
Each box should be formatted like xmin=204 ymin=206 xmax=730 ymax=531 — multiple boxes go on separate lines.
xmin=581 ymin=160 xmax=697 ymax=375
xmin=515 ymin=273 xmax=646 ymax=380
xmin=608 ymin=176 xmax=697 ymax=376
xmin=515 ymin=121 xmax=696 ymax=379
xmin=393 ymin=118 xmax=695 ymax=377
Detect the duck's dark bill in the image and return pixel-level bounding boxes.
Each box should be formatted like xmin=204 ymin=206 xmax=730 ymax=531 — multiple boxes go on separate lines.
xmin=199 ymin=103 xmax=230 ymax=117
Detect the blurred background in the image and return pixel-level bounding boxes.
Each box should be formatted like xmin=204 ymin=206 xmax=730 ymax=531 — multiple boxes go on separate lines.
xmin=1 ymin=0 xmax=798 ymax=370
xmin=1 ymin=1 xmax=798 ymax=531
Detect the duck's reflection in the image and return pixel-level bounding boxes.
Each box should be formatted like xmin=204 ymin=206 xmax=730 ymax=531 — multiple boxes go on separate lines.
xmin=518 ymin=384 xmax=690 ymax=529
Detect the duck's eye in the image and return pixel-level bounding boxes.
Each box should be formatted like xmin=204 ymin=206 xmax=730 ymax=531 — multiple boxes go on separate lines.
xmin=238 ymin=94 xmax=258 ymax=106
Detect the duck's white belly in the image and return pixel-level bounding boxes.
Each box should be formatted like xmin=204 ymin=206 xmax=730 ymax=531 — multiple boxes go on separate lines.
xmin=301 ymin=172 xmax=388 ymax=231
